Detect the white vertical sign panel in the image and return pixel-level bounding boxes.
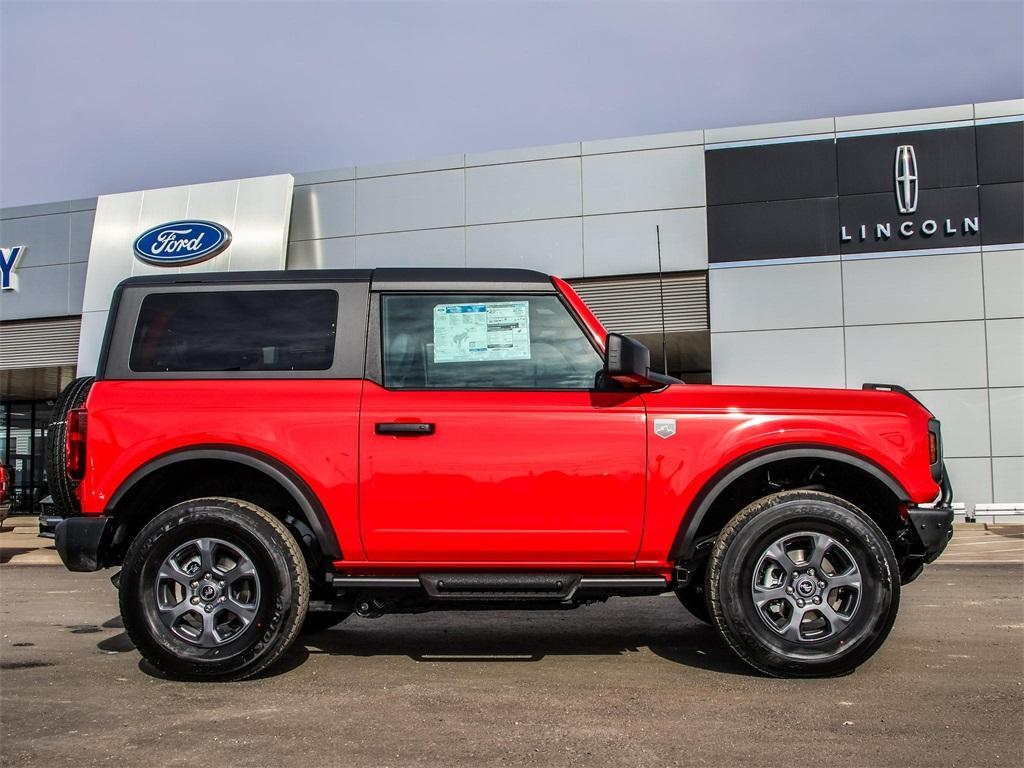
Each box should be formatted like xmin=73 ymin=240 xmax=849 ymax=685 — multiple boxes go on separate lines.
xmin=77 ymin=174 xmax=294 ymax=375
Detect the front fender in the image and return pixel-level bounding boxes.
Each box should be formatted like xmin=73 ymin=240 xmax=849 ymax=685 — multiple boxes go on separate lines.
xmin=661 ymin=443 xmax=911 ymax=563
xmin=634 ymin=384 xmax=937 ymax=566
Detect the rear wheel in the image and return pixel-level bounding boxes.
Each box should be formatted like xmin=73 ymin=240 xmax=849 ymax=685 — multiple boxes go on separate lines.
xmin=707 ymin=490 xmax=900 ymax=678
xmin=119 ymin=497 xmax=308 ymax=681
xmin=44 ymin=376 xmax=94 ymax=517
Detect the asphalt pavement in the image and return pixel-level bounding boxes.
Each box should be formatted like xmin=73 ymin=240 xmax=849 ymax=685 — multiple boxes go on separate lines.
xmin=1 ymin=563 xmax=1022 ymax=768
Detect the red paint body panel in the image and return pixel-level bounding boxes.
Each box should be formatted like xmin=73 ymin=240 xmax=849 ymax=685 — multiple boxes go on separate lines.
xmin=636 ymin=384 xmax=939 ymax=563
xmin=79 ymin=380 xmax=366 ymax=559
xmin=76 ymin=278 xmax=940 ymax=575
xmin=551 ymin=276 xmax=607 ymax=354
xmin=358 ymin=382 xmax=646 ymax=562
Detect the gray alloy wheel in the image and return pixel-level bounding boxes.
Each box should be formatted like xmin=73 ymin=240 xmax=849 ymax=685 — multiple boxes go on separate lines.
xmin=707 ymin=489 xmax=900 ymax=678
xmin=751 ymin=531 xmax=862 ymax=642
xmin=154 ymin=537 xmax=262 ymax=648
xmin=120 ymin=497 xmax=308 ymax=681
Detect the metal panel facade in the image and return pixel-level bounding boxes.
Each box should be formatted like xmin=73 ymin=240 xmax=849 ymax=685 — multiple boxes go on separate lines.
xmin=570 ymin=274 xmax=708 ymax=335
xmin=701 ymin=102 xmax=1023 ymax=514
xmin=1 ymin=99 xmax=1021 ymax=514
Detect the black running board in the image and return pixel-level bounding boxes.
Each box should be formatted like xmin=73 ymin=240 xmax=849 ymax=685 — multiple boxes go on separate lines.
xmin=421 ymin=573 xmax=579 ymax=601
xmin=330 ymin=573 xmax=668 ymax=601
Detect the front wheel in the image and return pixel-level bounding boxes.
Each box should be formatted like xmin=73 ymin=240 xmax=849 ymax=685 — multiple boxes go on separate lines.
xmin=707 ymin=490 xmax=900 ymax=678
xmin=119 ymin=497 xmax=309 ymax=681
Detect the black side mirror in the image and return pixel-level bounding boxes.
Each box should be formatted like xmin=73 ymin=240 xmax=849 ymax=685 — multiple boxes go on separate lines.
xmin=604 ymin=333 xmax=680 ymax=389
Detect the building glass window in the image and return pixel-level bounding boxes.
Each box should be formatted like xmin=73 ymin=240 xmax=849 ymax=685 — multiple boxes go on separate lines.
xmin=1 ymin=401 xmax=53 ymax=513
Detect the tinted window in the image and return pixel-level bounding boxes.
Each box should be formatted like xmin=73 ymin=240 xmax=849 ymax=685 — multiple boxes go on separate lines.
xmin=130 ymin=290 xmax=338 ymax=372
xmin=381 ymin=294 xmax=603 ymax=389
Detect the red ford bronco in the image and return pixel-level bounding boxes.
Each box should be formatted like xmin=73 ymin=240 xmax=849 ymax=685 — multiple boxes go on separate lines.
xmin=47 ymin=268 xmax=953 ymax=680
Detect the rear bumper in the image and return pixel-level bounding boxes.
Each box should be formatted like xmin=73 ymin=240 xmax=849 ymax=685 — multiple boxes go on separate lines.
xmin=906 ymin=505 xmax=955 ymax=562
xmin=54 ymin=516 xmax=114 ymax=572
xmin=904 ymin=463 xmax=955 ymax=565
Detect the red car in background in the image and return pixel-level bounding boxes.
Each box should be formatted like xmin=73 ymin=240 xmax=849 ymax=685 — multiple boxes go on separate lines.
xmin=0 ymin=463 xmax=13 ymax=524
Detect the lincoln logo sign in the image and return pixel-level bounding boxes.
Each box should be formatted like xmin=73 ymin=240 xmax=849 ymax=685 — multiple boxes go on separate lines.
xmin=840 ymin=143 xmax=979 ymax=245
xmin=894 ymin=144 xmax=918 ymax=214
xmin=133 ymin=220 xmax=231 ymax=266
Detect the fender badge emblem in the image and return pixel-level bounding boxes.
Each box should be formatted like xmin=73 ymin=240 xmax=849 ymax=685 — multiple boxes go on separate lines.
xmin=653 ymin=419 xmax=676 ymax=439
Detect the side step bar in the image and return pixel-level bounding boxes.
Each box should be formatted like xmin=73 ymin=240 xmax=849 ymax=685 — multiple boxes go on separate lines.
xmin=330 ymin=573 xmax=668 ymax=600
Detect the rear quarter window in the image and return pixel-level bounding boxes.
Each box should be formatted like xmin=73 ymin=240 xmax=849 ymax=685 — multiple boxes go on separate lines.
xmin=129 ymin=290 xmax=338 ymax=372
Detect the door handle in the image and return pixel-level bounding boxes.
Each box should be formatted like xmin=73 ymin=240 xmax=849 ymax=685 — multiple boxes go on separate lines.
xmin=375 ymin=422 xmax=435 ymax=436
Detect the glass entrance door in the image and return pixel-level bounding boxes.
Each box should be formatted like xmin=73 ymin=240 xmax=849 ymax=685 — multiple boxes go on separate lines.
xmin=1 ymin=401 xmax=53 ymax=514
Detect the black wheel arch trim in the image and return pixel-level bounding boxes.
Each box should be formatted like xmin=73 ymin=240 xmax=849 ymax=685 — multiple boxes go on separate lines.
xmin=668 ymin=444 xmax=911 ymax=563
xmin=106 ymin=445 xmax=342 ymax=559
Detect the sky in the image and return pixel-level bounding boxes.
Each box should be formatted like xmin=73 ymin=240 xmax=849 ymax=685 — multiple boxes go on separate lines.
xmin=1 ymin=0 xmax=1022 ymax=208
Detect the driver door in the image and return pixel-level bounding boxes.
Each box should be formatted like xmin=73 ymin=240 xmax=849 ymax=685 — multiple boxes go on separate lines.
xmin=358 ymin=291 xmax=647 ymax=564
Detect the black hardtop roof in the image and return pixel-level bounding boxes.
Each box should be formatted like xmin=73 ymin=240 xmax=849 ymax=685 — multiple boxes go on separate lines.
xmin=117 ymin=267 xmax=556 ymax=293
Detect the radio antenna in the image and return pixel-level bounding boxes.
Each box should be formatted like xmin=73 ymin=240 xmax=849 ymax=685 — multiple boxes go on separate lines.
xmin=656 ymin=225 xmax=668 ymax=375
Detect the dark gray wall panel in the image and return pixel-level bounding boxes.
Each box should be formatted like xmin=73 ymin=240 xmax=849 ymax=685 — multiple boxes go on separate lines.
xmin=837 ymin=126 xmax=977 ymax=195
xmin=980 ymin=182 xmax=1024 ymax=245
xmin=839 ymin=186 xmax=980 ymax=254
xmin=705 ymin=140 xmax=837 ymax=205
xmin=977 ymin=122 xmax=1024 ymax=185
xmin=708 ymin=197 xmax=839 ymax=264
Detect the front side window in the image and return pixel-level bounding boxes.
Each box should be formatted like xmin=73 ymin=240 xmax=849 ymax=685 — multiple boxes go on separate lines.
xmin=130 ymin=290 xmax=338 ymax=372
xmin=381 ymin=294 xmax=602 ymax=389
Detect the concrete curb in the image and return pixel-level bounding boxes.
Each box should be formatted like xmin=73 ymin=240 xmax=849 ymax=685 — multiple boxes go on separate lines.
xmin=0 ymin=515 xmax=60 ymax=566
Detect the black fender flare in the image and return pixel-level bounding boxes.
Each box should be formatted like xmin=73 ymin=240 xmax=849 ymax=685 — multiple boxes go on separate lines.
xmin=668 ymin=444 xmax=911 ymax=563
xmin=106 ymin=445 xmax=341 ymax=559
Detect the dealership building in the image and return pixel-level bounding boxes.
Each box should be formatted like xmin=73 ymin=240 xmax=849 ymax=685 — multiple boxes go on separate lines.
xmin=1 ymin=99 xmax=1021 ymax=517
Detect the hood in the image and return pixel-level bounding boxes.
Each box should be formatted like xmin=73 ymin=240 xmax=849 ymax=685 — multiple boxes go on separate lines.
xmin=645 ymin=382 xmax=932 ymax=420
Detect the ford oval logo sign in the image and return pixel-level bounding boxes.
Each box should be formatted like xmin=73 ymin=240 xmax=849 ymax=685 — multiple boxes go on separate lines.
xmin=133 ymin=220 xmax=231 ymax=266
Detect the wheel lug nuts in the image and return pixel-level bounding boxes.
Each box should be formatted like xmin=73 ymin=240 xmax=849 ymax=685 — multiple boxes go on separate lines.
xmin=797 ymin=599 xmax=805 ymax=607
xmin=808 ymin=568 xmax=815 ymax=576
xmin=813 ymin=596 xmax=821 ymax=604
xmin=818 ymin=581 xmax=825 ymax=588
xmin=786 ymin=587 xmax=793 ymax=594
xmin=204 ymin=573 xmax=211 ymax=579
xmin=191 ymin=596 xmax=199 ymax=604
xmin=218 ymin=581 xmax=224 ymax=588
xmin=204 ymin=605 xmax=213 ymax=613
xmin=190 ymin=581 xmax=198 ymax=588
xmin=219 ymin=596 xmax=226 ymax=602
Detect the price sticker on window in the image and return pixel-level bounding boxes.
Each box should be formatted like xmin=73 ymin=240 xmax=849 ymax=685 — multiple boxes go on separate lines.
xmin=432 ymin=301 xmax=531 ymax=363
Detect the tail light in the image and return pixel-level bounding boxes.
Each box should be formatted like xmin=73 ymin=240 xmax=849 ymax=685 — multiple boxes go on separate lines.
xmin=66 ymin=408 xmax=88 ymax=482
xmin=927 ymin=418 xmax=942 ymax=483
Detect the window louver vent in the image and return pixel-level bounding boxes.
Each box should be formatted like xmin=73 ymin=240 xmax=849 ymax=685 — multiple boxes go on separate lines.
xmin=0 ymin=317 xmax=81 ymax=370
xmin=569 ymin=273 xmax=708 ymax=335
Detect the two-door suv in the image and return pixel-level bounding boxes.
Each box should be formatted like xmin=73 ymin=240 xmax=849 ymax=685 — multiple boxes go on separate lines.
xmin=48 ymin=268 xmax=954 ymax=680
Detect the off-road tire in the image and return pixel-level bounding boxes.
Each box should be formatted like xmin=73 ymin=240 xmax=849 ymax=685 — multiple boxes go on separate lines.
xmin=44 ymin=376 xmax=94 ymax=517
xmin=707 ymin=490 xmax=900 ymax=678
xmin=120 ymin=497 xmax=309 ymax=681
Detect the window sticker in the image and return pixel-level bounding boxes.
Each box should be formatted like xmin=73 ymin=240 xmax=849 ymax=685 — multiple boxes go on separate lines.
xmin=432 ymin=301 xmax=531 ymax=363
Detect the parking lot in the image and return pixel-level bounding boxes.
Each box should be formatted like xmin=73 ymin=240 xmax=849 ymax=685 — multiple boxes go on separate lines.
xmin=1 ymin=547 xmax=1021 ymax=768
